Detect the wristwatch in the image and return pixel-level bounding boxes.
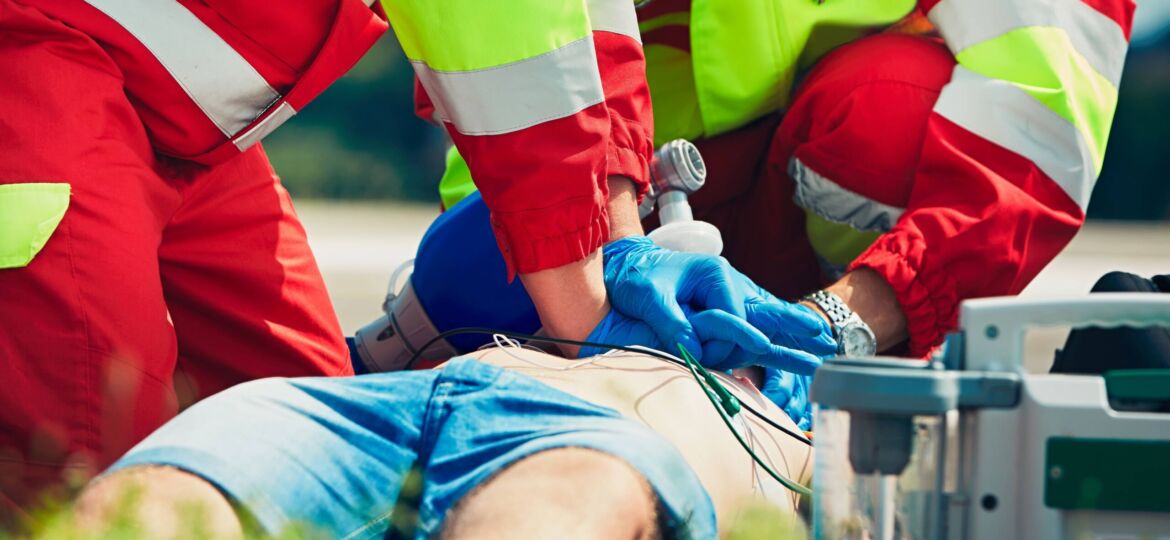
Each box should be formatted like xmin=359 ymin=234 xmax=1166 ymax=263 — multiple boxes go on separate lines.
xmin=802 ymin=290 xmax=877 ymax=357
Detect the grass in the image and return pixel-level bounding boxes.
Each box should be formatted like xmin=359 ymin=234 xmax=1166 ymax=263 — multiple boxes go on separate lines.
xmin=6 ymin=488 xmax=325 ymax=540
xmin=7 ymin=466 xmax=808 ymax=539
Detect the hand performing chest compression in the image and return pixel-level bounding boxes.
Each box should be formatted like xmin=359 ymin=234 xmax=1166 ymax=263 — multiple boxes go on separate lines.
xmin=585 ymin=236 xmax=836 ymax=374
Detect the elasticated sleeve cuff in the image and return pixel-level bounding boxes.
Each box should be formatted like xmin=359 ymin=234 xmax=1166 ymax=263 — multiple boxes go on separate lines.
xmin=848 ymin=232 xmax=959 ymax=358
xmin=606 ymin=110 xmax=652 ymax=199
xmin=489 ymin=193 xmax=611 ymax=279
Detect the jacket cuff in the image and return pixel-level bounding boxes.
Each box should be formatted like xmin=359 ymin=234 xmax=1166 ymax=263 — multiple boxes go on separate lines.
xmin=490 ymin=193 xmax=611 ymax=279
xmin=848 ymin=233 xmax=958 ymax=358
xmin=606 ymin=110 xmax=652 ymax=199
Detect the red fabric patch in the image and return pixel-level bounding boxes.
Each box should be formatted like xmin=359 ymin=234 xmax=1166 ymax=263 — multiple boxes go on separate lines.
xmin=414 ymin=77 xmax=437 ymax=124
xmin=1080 ymin=0 xmax=1136 ymax=39
xmin=26 ymin=0 xmax=387 ymax=165
xmin=769 ymin=33 xmax=1083 ymax=354
xmin=0 ymin=3 xmax=351 ymax=509
xmin=199 ymin=0 xmax=337 ymax=75
xmin=916 ymin=0 xmax=944 ymax=15
xmin=443 ymin=29 xmax=653 ymax=277
xmin=850 ymin=114 xmax=1084 ymax=356
xmin=779 ymin=34 xmax=954 ymax=208
xmin=447 ymin=104 xmax=612 ymax=278
xmin=594 ymin=31 xmax=654 ymax=197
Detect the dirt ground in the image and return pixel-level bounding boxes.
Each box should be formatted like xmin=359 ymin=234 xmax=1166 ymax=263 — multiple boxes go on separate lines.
xmin=295 ymin=200 xmax=1170 ymax=373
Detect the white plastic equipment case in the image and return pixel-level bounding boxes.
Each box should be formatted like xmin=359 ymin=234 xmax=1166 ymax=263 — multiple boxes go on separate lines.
xmin=810 ymin=294 xmax=1170 ymax=540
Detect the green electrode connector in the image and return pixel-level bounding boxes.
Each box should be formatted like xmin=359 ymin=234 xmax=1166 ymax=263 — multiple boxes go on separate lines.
xmin=676 ymin=343 xmax=812 ymax=497
xmin=677 ymin=344 xmax=741 ymax=417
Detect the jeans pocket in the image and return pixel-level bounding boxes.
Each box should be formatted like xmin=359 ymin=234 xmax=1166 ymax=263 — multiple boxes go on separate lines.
xmin=0 ymin=183 xmax=70 ymax=268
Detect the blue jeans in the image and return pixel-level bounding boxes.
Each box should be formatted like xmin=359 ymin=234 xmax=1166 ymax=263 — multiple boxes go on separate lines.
xmin=107 ymin=358 xmax=717 ymax=539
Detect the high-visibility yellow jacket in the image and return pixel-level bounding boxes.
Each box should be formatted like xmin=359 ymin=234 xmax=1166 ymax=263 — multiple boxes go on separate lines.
xmin=395 ymin=0 xmax=654 ymax=277
xmin=438 ymin=0 xmax=1136 ymax=355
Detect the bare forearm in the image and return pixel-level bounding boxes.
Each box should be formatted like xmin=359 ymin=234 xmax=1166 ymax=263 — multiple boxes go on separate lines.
xmin=801 ymin=268 xmax=908 ymax=352
xmin=605 ymin=175 xmax=644 ymax=241
xmin=520 ymin=250 xmax=608 ymax=357
xmin=518 ymin=176 xmax=644 ymax=356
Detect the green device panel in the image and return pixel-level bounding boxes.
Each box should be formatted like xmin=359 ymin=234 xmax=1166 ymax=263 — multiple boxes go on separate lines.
xmin=1046 ymin=437 xmax=1170 ymax=513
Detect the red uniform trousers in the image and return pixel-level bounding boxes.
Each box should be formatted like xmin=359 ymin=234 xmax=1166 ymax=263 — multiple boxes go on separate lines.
xmin=690 ymin=33 xmax=955 ymax=321
xmin=0 ymin=3 xmax=349 ymax=513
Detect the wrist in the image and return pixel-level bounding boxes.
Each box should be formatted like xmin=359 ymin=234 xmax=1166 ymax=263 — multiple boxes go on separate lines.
xmin=821 ymin=268 xmax=908 ymax=352
xmin=606 ymin=175 xmax=645 ymax=242
xmin=799 ymin=300 xmax=830 ymax=324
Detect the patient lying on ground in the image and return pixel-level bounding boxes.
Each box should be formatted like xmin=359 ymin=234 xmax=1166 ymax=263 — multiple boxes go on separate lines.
xmin=74 ymin=346 xmax=813 ymax=538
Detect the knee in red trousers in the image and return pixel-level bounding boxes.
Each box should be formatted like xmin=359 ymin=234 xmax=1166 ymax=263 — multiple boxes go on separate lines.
xmin=776 ymin=33 xmax=957 ymax=212
xmin=691 ymin=34 xmax=957 ymax=299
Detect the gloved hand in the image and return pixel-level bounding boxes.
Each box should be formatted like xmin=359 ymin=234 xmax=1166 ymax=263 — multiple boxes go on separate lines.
xmin=581 ymin=305 xmax=825 ymax=375
xmin=602 ymin=236 xmax=836 ymax=366
xmin=739 ymin=270 xmax=832 ymax=428
xmin=761 ymin=368 xmax=814 ymax=430
xmin=737 ymin=271 xmax=835 ymax=355
xmin=602 ymin=236 xmax=754 ymax=360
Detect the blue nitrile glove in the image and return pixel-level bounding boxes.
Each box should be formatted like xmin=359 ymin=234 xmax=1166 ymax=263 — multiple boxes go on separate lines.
xmin=761 ymin=368 xmax=814 ymax=430
xmin=690 ymin=309 xmax=825 ymax=374
xmin=737 ymin=271 xmax=836 ymax=356
xmin=601 ymin=236 xmax=836 ymax=368
xmin=602 ymin=236 xmax=749 ymax=361
xmin=580 ymin=306 xmax=825 ymax=375
xmin=737 ymin=271 xmax=834 ymax=423
xmin=577 ymin=309 xmax=660 ymax=358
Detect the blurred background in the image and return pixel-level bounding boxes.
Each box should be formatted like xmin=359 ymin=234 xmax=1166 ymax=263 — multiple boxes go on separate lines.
xmin=268 ymin=4 xmax=1170 ymax=216
xmin=267 ymin=3 xmax=1170 ymax=369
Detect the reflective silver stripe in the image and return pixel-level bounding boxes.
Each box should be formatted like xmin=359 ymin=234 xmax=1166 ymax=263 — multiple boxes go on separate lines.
xmin=928 ymin=0 xmax=1128 ymax=87
xmin=934 ymin=66 xmax=1097 ymax=209
xmin=789 ymin=158 xmax=904 ymax=233
xmin=84 ymin=0 xmax=279 ymax=137
xmin=588 ymin=0 xmax=642 ymax=42
xmin=414 ymin=35 xmax=605 ymax=136
xmin=233 ymin=103 xmax=297 ymax=151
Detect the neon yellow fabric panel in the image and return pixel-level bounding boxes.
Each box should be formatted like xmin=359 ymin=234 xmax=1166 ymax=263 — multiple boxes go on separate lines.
xmin=436 ymin=42 xmax=704 ymax=203
xmin=439 ymin=146 xmax=477 ymax=210
xmin=644 ymin=45 xmax=704 ymax=145
xmin=690 ymin=0 xmax=790 ymax=137
xmin=0 ymin=183 xmax=70 ymax=269
xmin=955 ymin=26 xmax=1119 ymax=173
xmin=690 ymin=0 xmax=913 ymax=137
xmin=382 ymin=0 xmax=591 ymax=71
xmin=804 ymin=212 xmax=881 ymax=267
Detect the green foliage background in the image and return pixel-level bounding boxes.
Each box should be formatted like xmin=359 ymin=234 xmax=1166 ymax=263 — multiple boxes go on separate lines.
xmin=264 ymin=36 xmax=448 ymax=202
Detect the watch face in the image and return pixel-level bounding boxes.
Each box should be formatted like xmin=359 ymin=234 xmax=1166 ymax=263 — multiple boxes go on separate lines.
xmin=839 ymin=324 xmax=877 ymax=357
